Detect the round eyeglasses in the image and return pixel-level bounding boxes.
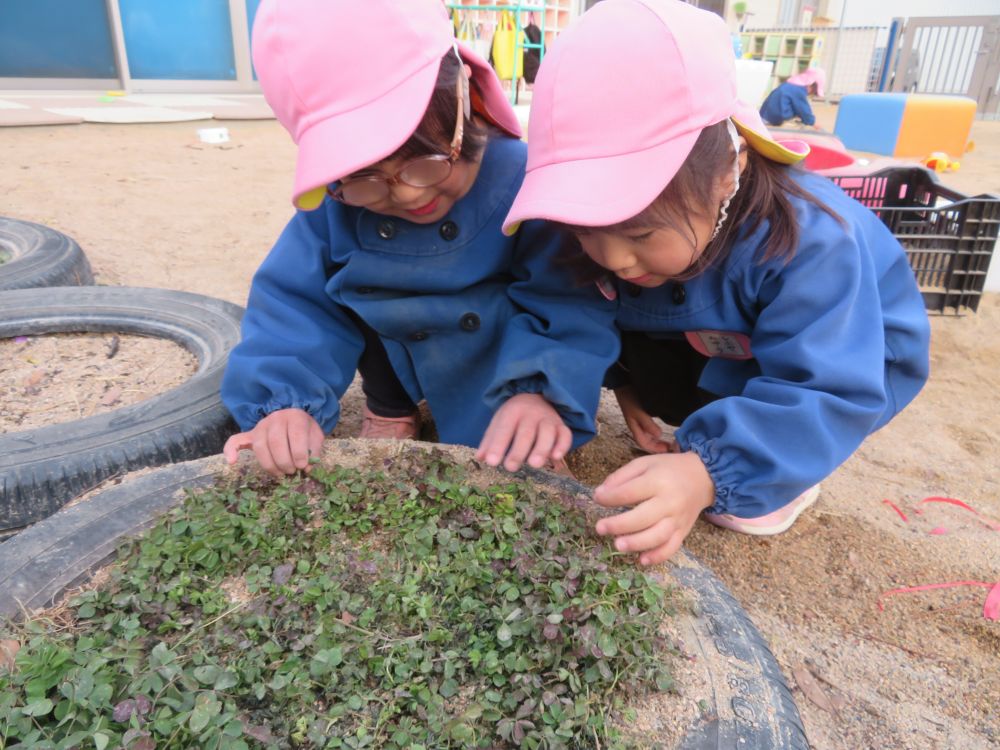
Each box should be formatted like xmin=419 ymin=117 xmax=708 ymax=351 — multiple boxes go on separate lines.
xmin=328 ymin=68 xmax=466 ymax=207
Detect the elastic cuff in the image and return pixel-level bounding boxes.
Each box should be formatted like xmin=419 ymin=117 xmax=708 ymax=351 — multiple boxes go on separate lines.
xmin=496 ymin=374 xmax=547 ymax=402
xmin=680 ymin=438 xmax=738 ymax=516
xmin=259 ymin=400 xmax=311 ymax=420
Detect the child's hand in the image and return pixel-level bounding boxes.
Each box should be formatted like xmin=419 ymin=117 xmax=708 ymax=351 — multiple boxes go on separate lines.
xmin=614 ymin=386 xmax=673 ymax=454
xmin=476 ymin=393 xmax=572 ymax=472
xmin=593 ymin=452 xmax=715 ymax=566
xmin=223 ymin=408 xmax=325 ymax=477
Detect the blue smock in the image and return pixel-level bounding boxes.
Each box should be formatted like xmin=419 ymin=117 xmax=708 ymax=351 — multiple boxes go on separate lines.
xmin=760 ymin=82 xmax=816 ymax=126
xmin=614 ymin=172 xmax=930 ymax=517
xmin=222 ymin=136 xmax=620 ymax=448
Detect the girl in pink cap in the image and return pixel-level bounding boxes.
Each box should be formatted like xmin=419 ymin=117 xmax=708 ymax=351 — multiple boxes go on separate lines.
xmin=221 ymin=0 xmax=618 ymax=476
xmin=504 ymin=0 xmax=930 ymax=564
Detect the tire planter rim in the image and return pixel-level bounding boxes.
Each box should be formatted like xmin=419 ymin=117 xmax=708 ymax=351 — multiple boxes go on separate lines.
xmin=0 ymin=441 xmax=807 ymax=749
xmin=0 ymin=286 xmax=243 ymax=533
xmin=0 ymin=216 xmax=94 ymax=290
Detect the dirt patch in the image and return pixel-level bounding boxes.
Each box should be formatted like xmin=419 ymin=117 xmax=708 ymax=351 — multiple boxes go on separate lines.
xmin=0 ymin=332 xmax=197 ymax=432
xmin=2 ymin=117 xmax=998 ymax=749
xmin=219 ymin=574 xmax=253 ymax=605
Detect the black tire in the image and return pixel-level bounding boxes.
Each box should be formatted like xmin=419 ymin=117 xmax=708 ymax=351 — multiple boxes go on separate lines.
xmin=0 ymin=286 xmax=243 ymax=534
xmin=0 ymin=447 xmax=807 ymax=749
xmin=0 ymin=458 xmax=219 ymax=613
xmin=670 ymin=561 xmax=808 ymax=750
xmin=0 ymin=216 xmax=94 ymax=290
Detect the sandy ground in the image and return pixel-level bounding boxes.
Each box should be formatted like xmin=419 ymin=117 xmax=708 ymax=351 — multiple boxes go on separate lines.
xmin=1 ymin=333 xmax=196 ymax=431
xmin=1 ymin=112 xmax=998 ymax=749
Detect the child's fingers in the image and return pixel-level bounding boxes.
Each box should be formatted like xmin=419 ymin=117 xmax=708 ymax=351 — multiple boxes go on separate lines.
xmin=223 ymin=432 xmax=253 ymax=464
xmin=595 ymin=481 xmax=649 ymax=508
xmin=266 ymin=428 xmax=296 ymax=476
xmin=253 ymin=435 xmax=280 ymax=477
xmin=307 ymin=421 xmax=325 ymax=467
xmin=626 ymin=412 xmax=669 ymax=454
xmin=552 ymin=424 xmax=573 ymax=461
xmin=635 ymin=430 xmax=671 ymax=454
xmin=609 ymin=516 xmax=675 ymax=552
xmin=476 ymin=407 xmax=516 ymax=462
xmin=525 ymin=421 xmax=557 ymax=469
xmin=638 ymin=533 xmax=686 ymax=567
xmin=287 ymin=419 xmax=314 ymax=470
xmin=632 ymin=409 xmax=658 ymax=433
xmin=595 ymin=456 xmax=655 ymax=494
xmin=477 ymin=416 xmax=516 ymax=466
xmin=503 ymin=422 xmax=538 ymax=472
xmin=594 ymin=497 xmax=662 ymax=537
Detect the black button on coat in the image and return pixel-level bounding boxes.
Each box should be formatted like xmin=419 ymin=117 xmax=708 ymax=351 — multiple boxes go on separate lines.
xmin=377 ymin=220 xmax=396 ymax=240
xmin=439 ymin=221 xmax=459 ymax=241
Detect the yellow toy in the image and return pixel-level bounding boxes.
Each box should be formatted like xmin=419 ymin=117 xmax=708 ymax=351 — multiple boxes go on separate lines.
xmin=923 ymin=151 xmax=961 ymax=173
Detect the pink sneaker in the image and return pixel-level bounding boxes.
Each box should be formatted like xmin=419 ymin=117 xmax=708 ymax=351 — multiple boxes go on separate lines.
xmin=359 ymin=405 xmax=421 ymax=440
xmin=704 ymin=485 xmax=820 ymax=536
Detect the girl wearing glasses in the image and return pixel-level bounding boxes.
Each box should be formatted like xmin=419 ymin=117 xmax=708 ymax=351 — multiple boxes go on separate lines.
xmin=504 ymin=0 xmax=930 ymax=563
xmin=221 ymin=0 xmax=619 ymax=476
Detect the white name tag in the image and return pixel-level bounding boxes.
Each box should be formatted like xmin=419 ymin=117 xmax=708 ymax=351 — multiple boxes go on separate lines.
xmin=685 ymin=330 xmax=753 ymax=360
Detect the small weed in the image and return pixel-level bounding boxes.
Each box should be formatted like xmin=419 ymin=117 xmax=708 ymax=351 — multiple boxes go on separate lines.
xmin=0 ymin=449 xmax=676 ymax=749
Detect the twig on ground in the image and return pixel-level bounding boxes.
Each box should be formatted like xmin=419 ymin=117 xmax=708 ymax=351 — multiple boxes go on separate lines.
xmin=848 ymin=629 xmax=941 ymax=661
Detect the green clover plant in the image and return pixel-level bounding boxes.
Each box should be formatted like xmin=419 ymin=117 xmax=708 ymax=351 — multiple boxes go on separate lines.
xmin=1 ymin=449 xmax=678 ymax=749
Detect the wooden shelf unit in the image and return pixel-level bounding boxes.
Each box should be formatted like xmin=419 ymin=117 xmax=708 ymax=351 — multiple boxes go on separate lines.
xmin=741 ymin=31 xmax=823 ymax=92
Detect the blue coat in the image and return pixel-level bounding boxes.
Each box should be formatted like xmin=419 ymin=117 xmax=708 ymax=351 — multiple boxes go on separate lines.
xmin=614 ymin=172 xmax=930 ymax=517
xmin=222 ymin=136 xmax=620 ymax=448
xmin=759 ymin=82 xmax=816 ymax=126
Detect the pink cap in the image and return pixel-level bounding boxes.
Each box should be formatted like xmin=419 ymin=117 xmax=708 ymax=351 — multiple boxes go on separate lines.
xmin=504 ymin=0 xmax=806 ymax=233
xmin=252 ymin=0 xmax=522 ymax=210
xmin=787 ymin=67 xmax=826 ymax=98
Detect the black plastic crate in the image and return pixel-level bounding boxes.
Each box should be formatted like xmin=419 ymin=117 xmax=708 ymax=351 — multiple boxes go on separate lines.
xmin=828 ymin=167 xmax=1000 ymax=314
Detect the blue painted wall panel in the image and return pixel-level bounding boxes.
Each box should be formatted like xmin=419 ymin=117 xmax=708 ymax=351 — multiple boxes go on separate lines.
xmin=120 ymin=0 xmax=236 ymax=80
xmin=0 ymin=0 xmax=117 ymax=78
xmin=246 ymin=0 xmax=262 ymax=79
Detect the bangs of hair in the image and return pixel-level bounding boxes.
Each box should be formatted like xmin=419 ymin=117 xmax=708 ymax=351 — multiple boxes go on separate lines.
xmin=554 ymin=120 xmax=843 ymax=282
xmin=386 ymin=51 xmax=489 ymax=165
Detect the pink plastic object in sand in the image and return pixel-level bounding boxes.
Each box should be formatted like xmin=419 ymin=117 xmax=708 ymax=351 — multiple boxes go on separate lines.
xmin=800 ymin=141 xmax=856 ymax=171
xmin=775 ymin=131 xmax=855 ymax=172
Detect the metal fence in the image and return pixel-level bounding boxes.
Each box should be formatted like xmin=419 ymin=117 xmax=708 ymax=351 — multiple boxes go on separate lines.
xmin=823 ymin=27 xmax=882 ymax=98
xmin=882 ymin=15 xmax=1000 ymax=120
xmin=742 ymin=25 xmax=882 ymax=98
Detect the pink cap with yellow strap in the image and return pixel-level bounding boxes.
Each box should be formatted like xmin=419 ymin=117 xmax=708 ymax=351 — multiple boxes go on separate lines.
xmin=252 ymin=0 xmax=522 ymax=211
xmin=503 ymin=0 xmax=808 ymax=234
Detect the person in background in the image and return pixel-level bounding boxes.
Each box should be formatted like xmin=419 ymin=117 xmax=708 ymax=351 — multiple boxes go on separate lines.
xmin=222 ymin=0 xmax=618 ymax=476
xmin=759 ymin=67 xmax=826 ymax=128
xmin=503 ymin=0 xmax=930 ymax=565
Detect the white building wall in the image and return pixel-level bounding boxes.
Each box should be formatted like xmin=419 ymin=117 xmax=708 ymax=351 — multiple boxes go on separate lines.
xmin=731 ymin=0 xmax=783 ymax=29
xmin=738 ymin=0 xmax=998 ymax=30
xmin=831 ymin=0 xmax=1000 ymax=27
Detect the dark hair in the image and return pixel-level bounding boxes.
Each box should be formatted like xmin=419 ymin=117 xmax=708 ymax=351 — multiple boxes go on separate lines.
xmin=558 ymin=120 xmax=842 ymax=281
xmin=387 ymin=50 xmax=490 ymax=165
